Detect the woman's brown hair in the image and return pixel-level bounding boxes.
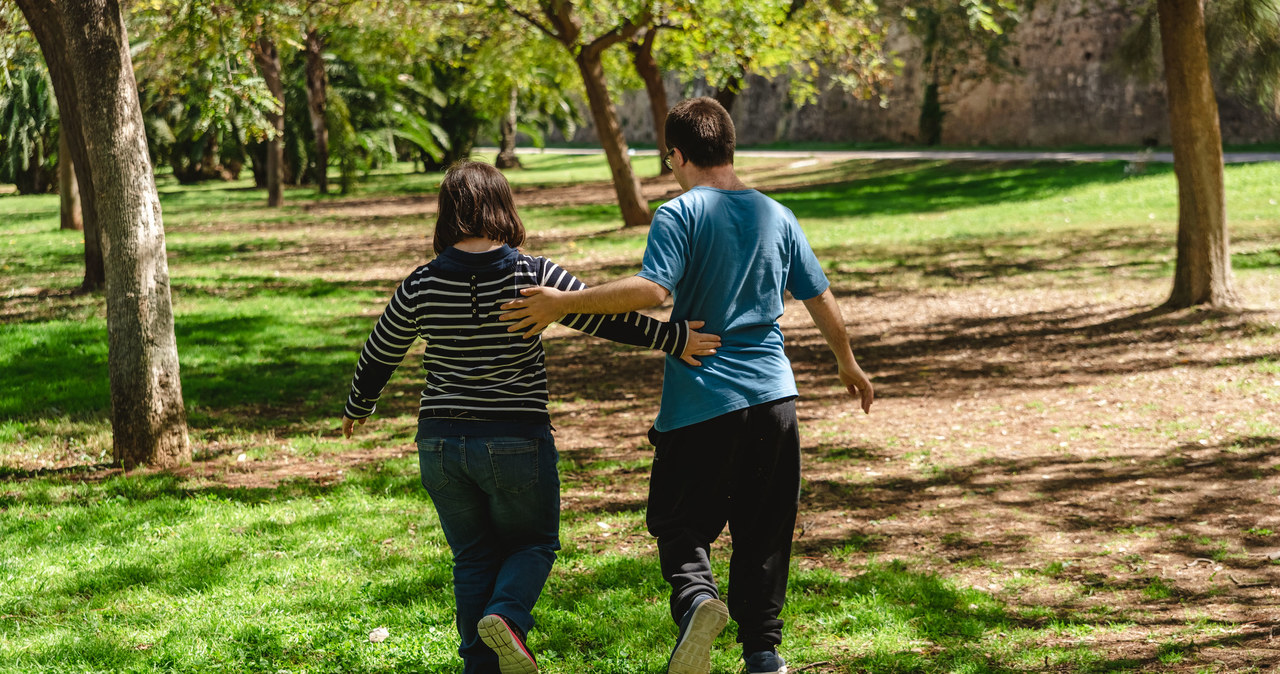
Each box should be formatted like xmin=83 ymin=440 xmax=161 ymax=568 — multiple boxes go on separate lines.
xmin=433 ymin=161 xmax=525 ymax=254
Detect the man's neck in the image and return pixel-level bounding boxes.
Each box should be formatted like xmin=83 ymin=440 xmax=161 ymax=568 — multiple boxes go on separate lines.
xmin=684 ymin=163 xmax=749 ymax=191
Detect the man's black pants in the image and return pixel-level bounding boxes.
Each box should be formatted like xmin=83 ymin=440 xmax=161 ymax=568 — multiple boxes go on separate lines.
xmin=645 ymin=397 xmax=800 ymax=654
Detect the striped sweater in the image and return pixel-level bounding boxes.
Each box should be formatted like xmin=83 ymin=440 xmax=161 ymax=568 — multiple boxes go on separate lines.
xmin=344 ymin=245 xmax=690 ymax=423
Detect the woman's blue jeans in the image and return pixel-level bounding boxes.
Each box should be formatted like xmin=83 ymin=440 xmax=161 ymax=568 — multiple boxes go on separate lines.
xmin=417 ymin=431 xmax=560 ymax=674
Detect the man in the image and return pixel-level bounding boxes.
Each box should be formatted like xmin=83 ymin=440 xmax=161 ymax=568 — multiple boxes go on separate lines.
xmin=500 ymin=97 xmax=874 ymax=674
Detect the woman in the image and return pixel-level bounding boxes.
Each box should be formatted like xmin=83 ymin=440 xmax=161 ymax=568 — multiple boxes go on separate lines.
xmin=341 ymin=161 xmax=718 ymax=674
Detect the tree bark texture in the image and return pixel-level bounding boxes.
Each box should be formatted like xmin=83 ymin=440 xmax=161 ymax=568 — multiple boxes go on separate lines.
xmin=253 ymin=36 xmax=285 ymax=207
xmin=575 ymin=48 xmax=651 ymax=227
xmin=714 ymin=76 xmax=740 ymax=115
xmin=534 ymin=4 xmax=651 ymax=227
xmin=18 ymin=0 xmax=104 ymax=291
xmin=630 ymin=31 xmax=671 ymax=175
xmin=26 ymin=0 xmax=190 ymax=467
xmin=58 ymin=131 xmax=83 ymax=231
xmin=495 ymin=85 xmax=521 ymax=169
xmin=305 ymin=28 xmax=329 ymax=195
xmin=1156 ymin=0 xmax=1238 ymax=307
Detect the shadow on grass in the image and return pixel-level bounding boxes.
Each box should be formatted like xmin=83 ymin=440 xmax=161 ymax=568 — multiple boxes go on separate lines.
xmin=0 ymin=206 xmax=61 ymax=227
xmin=770 ymin=159 xmax=1170 ymax=220
xmin=812 ymin=229 xmax=1276 ymax=292
xmin=787 ymin=301 xmax=1280 ymax=400
xmin=0 ymin=305 xmax=371 ymax=429
xmin=3 ymin=430 xmax=1274 ymax=671
xmin=167 ymin=233 xmax=426 ymax=271
xmin=796 ymin=433 xmax=1279 ymax=593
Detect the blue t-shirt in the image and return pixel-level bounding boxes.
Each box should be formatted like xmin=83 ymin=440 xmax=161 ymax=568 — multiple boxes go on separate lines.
xmin=637 ymin=186 xmax=829 ymax=431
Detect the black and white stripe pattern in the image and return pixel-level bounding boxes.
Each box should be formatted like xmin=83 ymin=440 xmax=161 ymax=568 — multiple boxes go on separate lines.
xmin=345 ymin=254 xmax=689 ymax=421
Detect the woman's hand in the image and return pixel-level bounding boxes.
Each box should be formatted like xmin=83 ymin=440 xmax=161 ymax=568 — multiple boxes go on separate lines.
xmin=342 ymin=415 xmax=366 ymax=439
xmin=680 ymin=321 xmax=721 ymax=366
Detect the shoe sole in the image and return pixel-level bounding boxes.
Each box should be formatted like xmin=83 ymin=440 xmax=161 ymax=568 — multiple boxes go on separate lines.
xmin=667 ymin=598 xmax=729 ymax=674
xmin=477 ymin=615 xmax=538 ymax=674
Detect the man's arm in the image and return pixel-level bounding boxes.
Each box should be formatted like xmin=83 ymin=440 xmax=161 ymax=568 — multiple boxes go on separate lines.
xmin=802 ymin=288 xmax=874 ymax=414
xmin=499 ymin=276 xmax=670 ymax=338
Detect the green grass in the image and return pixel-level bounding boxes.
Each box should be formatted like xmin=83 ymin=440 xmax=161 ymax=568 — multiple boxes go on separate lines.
xmin=3 ymin=153 xmax=1280 ymax=671
xmin=0 ymin=458 xmax=1129 ymax=673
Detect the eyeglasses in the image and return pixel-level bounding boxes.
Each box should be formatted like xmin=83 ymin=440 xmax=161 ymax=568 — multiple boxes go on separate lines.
xmin=663 ymin=147 xmax=677 ymax=170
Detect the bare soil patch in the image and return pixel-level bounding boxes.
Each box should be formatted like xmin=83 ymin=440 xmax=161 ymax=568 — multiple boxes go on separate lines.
xmin=540 ymin=280 xmax=1280 ymax=672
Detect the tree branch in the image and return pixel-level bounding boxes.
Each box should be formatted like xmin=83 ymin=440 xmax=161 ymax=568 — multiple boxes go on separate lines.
xmin=585 ymin=9 xmax=653 ymax=56
xmin=500 ymin=0 xmax=561 ymax=41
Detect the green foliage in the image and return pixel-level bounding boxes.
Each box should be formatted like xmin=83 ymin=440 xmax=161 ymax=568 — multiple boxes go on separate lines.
xmin=0 ymin=52 xmax=57 ymax=194
xmin=475 ymin=22 xmax=583 ymax=147
xmin=1119 ymin=0 xmax=1280 ymax=114
xmin=130 ymin=0 xmax=284 ymax=183
xmin=660 ymin=0 xmax=894 ymax=105
xmin=137 ymin=64 xmax=261 ymax=183
xmin=898 ymin=0 xmax=1023 ymax=143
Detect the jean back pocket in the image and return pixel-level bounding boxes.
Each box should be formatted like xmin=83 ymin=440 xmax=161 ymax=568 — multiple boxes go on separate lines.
xmin=485 ymin=437 xmax=540 ymax=494
xmin=416 ymin=438 xmax=449 ymax=491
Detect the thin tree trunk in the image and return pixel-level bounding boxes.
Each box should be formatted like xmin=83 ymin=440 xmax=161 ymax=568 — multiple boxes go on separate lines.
xmin=17 ymin=0 xmax=104 ymax=291
xmin=714 ymin=76 xmax=740 ymax=115
xmin=305 ymin=28 xmax=329 ymax=195
xmin=630 ymin=30 xmax=670 ymax=176
xmin=495 ymin=84 xmax=521 ymax=169
xmin=253 ymin=36 xmax=285 ymax=208
xmin=918 ymin=16 xmax=944 ymax=146
xmin=58 ymin=0 xmax=190 ymax=468
xmin=1156 ymin=0 xmax=1238 ymax=308
xmin=575 ymin=47 xmax=651 ymax=228
xmin=59 ymin=131 xmax=83 ymax=231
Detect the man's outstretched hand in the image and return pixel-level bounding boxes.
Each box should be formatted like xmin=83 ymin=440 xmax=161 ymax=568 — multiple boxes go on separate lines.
xmin=500 ymin=286 xmax=566 ymax=338
xmin=839 ymin=365 xmax=874 ymax=414
xmin=680 ymin=321 xmax=720 ymax=366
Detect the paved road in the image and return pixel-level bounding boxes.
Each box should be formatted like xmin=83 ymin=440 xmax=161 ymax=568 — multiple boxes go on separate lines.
xmin=495 ymin=146 xmax=1280 ymax=164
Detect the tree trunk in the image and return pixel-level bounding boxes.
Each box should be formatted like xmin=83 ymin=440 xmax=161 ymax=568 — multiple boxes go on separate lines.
xmin=714 ymin=76 xmax=740 ymax=116
xmin=305 ymin=28 xmax=329 ymax=195
xmin=17 ymin=0 xmax=104 ymax=292
xmin=247 ymin=141 xmax=267 ymax=187
xmin=495 ymin=84 xmax=522 ymax=169
xmin=53 ymin=0 xmax=190 ymax=468
xmin=253 ymin=36 xmax=285 ymax=208
xmin=919 ymin=81 xmax=943 ymax=146
xmin=575 ymin=48 xmax=651 ymax=228
xmin=918 ymin=17 xmax=944 ymax=146
xmin=58 ymin=131 xmax=83 ymax=231
xmin=630 ymin=31 xmax=670 ymax=176
xmin=1156 ymin=0 xmax=1238 ymax=308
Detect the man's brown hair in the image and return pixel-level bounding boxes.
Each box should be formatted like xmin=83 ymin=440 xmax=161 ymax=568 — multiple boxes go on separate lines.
xmin=433 ymin=161 xmax=525 ymax=254
xmin=663 ymin=97 xmax=736 ymax=169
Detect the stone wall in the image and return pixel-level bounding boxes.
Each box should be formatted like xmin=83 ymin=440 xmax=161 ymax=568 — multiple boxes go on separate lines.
xmin=572 ymin=1 xmax=1280 ymax=148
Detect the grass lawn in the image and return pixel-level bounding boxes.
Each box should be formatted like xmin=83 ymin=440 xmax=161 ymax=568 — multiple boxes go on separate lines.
xmin=2 ymin=153 xmax=1279 ymax=672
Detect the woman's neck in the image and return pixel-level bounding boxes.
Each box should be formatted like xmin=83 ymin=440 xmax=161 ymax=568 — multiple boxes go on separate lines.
xmin=453 ymin=238 xmax=505 ymax=253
